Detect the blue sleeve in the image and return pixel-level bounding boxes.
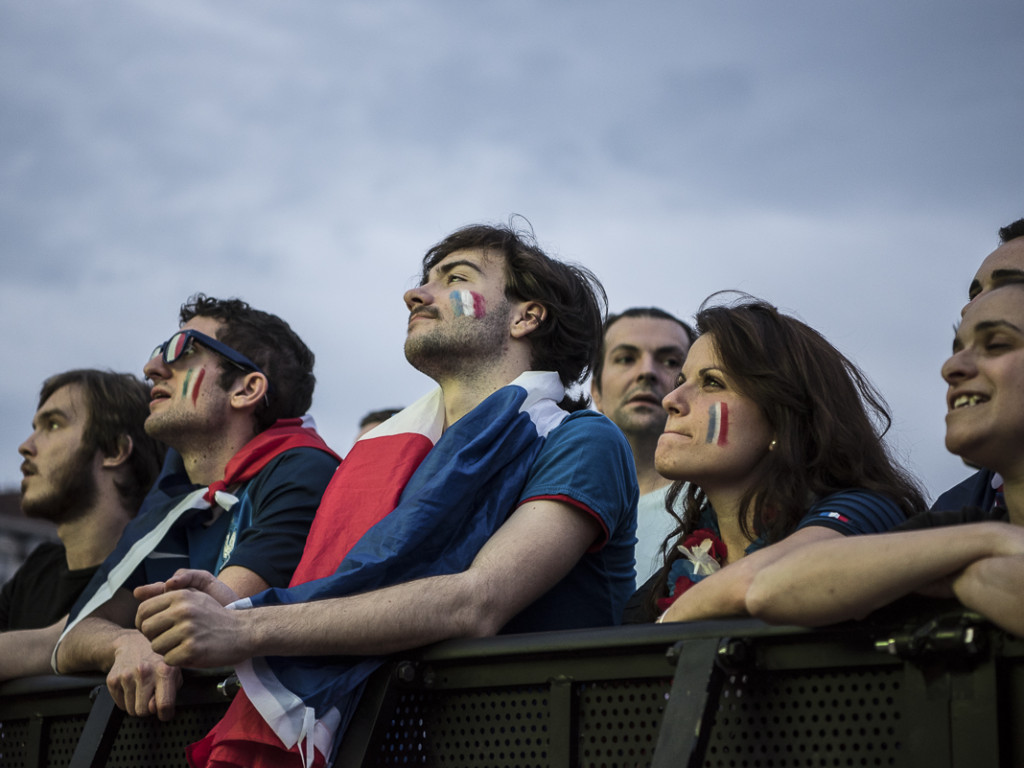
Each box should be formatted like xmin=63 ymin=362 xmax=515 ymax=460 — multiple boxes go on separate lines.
xmin=221 ymin=447 xmax=339 ymax=588
xmin=517 ymin=410 xmax=638 ymax=550
xmin=794 ymin=489 xmax=906 ymax=536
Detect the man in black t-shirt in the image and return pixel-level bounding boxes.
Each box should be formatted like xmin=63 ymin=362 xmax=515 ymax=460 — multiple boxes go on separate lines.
xmin=1 ymin=370 xmax=163 ymax=633
xmin=51 ymin=295 xmax=339 ymax=724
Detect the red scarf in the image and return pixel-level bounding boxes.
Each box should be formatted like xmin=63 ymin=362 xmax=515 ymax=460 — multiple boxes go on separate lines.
xmin=203 ymin=418 xmax=340 ymax=504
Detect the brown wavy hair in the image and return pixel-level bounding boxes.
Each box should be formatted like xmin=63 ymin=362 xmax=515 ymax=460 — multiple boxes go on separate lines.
xmin=653 ymin=293 xmax=925 ymax=596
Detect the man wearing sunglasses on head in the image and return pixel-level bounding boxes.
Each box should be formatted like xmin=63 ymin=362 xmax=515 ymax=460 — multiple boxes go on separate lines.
xmin=52 ymin=294 xmax=340 ymax=723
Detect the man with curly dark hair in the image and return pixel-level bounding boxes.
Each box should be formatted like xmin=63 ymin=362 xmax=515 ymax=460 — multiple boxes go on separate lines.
xmin=54 ymin=296 xmax=339 ymax=724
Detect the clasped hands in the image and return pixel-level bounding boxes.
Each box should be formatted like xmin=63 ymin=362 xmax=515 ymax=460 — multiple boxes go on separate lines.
xmin=104 ymin=570 xmax=242 ymax=722
xmin=134 ymin=568 xmax=249 ymax=670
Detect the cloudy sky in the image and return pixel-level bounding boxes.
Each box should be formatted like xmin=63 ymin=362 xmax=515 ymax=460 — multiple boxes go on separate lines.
xmin=1 ymin=1 xmax=1021 ymax=501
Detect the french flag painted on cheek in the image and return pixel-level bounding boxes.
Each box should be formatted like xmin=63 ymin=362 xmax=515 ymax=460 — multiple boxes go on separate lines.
xmin=706 ymin=402 xmax=728 ymax=446
xmin=450 ymin=289 xmax=485 ymax=318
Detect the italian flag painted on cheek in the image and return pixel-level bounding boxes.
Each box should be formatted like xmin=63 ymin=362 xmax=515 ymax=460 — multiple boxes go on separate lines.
xmin=181 ymin=368 xmax=207 ymax=405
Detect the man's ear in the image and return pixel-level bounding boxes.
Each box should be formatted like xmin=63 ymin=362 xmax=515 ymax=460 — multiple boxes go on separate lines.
xmin=510 ymin=301 xmax=547 ymax=339
xmin=230 ymin=371 xmax=270 ymax=411
xmin=101 ymin=435 xmax=133 ymax=468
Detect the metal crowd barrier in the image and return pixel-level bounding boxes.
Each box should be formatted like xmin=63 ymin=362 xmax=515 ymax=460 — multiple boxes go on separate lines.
xmin=1 ymin=603 xmax=1020 ymax=767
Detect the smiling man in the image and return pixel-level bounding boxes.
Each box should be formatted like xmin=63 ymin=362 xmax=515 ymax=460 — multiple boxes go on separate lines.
xmin=52 ymin=295 xmax=339 ymax=722
xmin=136 ymin=223 xmax=638 ymax=768
xmin=591 ymin=308 xmax=693 ymax=581
xmin=0 ymin=370 xmax=163 ymax=679
xmin=931 ymin=216 xmax=1024 ymax=515
xmin=746 ymin=281 xmax=1024 ymax=636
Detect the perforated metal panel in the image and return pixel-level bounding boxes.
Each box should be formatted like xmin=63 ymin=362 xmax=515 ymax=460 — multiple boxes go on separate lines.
xmin=577 ymin=678 xmax=672 ymax=768
xmin=366 ymin=659 xmax=911 ymax=767
xmin=0 ymin=718 xmax=34 ymax=768
xmin=373 ymin=686 xmax=553 ymax=767
xmin=0 ymin=698 xmax=225 ymax=768
xmin=46 ymin=714 xmax=89 ymax=766
xmin=3 ymin=619 xmax=1018 ymax=768
xmin=101 ymin=706 xmax=226 ymax=767
xmin=701 ymin=668 xmax=906 ymax=767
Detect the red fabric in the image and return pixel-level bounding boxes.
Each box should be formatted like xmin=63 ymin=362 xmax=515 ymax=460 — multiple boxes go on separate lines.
xmin=186 ymin=418 xmax=341 ymax=767
xmin=203 ymin=418 xmax=340 ymax=505
xmin=188 ymin=691 xmax=324 ymax=768
xmin=656 ymin=529 xmax=728 ymax=612
xmin=290 ymin=433 xmax=433 ymax=584
xmin=189 ymin=431 xmax=434 ymax=768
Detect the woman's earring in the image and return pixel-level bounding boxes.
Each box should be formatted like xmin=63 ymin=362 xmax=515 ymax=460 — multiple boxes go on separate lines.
xmin=769 ymin=439 xmax=777 ymax=451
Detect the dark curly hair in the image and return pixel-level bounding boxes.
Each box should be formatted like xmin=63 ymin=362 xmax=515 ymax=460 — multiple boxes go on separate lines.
xmin=180 ymin=294 xmax=316 ymax=433
xmin=998 ymin=217 xmax=1024 ymax=244
xmin=420 ymin=219 xmax=607 ymax=411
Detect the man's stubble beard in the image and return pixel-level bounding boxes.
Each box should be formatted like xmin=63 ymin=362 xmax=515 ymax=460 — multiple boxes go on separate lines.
xmin=404 ymin=299 xmax=511 ymax=381
xmin=21 ymin=442 xmax=99 ymax=525
xmin=611 ymin=404 xmax=669 ymax=442
xmin=143 ymin=385 xmax=228 ymax=458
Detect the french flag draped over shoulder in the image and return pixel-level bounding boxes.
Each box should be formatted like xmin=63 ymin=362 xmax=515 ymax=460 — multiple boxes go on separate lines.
xmin=188 ymin=371 xmax=569 ymax=768
xmin=53 ymin=417 xmax=339 ymax=671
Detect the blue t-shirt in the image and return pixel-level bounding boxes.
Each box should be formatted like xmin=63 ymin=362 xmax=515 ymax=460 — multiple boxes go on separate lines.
xmin=500 ymin=410 xmax=638 ymax=634
xmin=930 ymin=469 xmax=1000 ymax=515
xmin=897 ymin=503 xmax=1008 ymax=529
xmin=622 ymin=488 xmax=907 ymax=624
xmin=793 ymin=489 xmax=909 ymax=537
xmin=123 ymin=447 xmax=339 ymax=590
xmin=683 ymin=488 xmax=906 ymax=556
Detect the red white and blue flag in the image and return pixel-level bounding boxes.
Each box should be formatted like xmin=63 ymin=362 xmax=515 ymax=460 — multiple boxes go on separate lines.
xmin=449 ymin=288 xmax=485 ymax=318
xmin=188 ymin=371 xmax=569 ymax=768
xmin=706 ymin=402 xmax=728 ymax=446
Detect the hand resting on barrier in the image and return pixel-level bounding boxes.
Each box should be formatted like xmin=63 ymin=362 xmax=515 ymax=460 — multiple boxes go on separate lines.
xmin=136 ymin=568 xmax=252 ymax=669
